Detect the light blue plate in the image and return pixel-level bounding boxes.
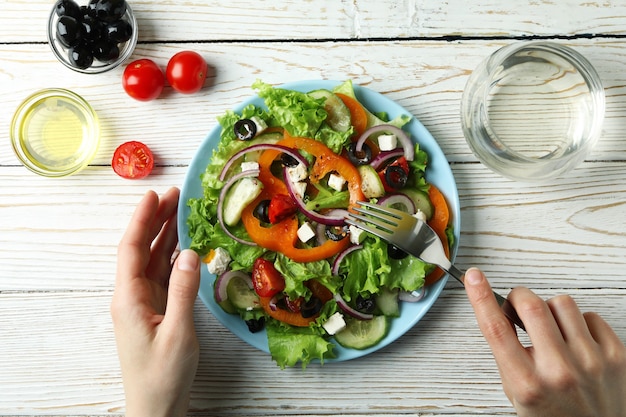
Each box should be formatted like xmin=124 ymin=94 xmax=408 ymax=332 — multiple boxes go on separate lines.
xmin=178 ymin=80 xmax=460 ymax=363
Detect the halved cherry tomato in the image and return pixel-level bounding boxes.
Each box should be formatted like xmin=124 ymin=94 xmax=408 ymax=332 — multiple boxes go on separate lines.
xmin=268 ymin=194 xmax=298 ymax=224
xmin=112 ymin=141 xmax=154 ymax=179
xmin=251 ymin=258 xmax=285 ymax=297
xmin=379 ymin=156 xmax=409 ymax=192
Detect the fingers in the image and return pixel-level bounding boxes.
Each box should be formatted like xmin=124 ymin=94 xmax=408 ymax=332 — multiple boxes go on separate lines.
xmin=116 ymin=187 xmax=180 ymax=287
xmin=464 ymin=268 xmax=528 ymax=369
xmin=117 ymin=190 xmax=160 ymax=285
xmin=147 ymin=187 xmax=180 ymax=245
xmin=163 ymin=249 xmax=201 ymax=331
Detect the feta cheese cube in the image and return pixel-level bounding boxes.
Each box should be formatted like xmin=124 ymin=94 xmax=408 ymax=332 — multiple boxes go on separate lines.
xmin=205 ymin=248 xmax=231 ymax=275
xmin=297 ymin=222 xmax=316 ymax=243
xmin=249 ymin=116 xmax=268 ymax=135
xmin=291 ymin=181 xmax=307 ymax=199
xmin=287 ymin=163 xmax=308 ymax=182
xmin=240 ymin=161 xmax=260 ymax=173
xmin=322 ymin=312 xmax=346 ymax=335
xmin=378 ymin=134 xmax=398 ymax=151
xmin=413 ymin=209 xmax=427 ymax=223
xmin=349 ymin=225 xmax=366 ymax=244
xmin=328 ymin=173 xmax=346 ymax=192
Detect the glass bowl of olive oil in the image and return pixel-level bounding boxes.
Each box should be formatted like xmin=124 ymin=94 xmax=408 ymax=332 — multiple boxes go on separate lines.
xmin=10 ymin=89 xmax=100 ymax=177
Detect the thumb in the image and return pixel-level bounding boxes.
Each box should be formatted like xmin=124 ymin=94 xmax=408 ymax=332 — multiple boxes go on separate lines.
xmin=165 ymin=249 xmax=201 ymax=326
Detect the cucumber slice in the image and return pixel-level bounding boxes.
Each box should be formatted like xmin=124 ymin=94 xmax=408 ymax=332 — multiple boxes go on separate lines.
xmin=223 ymin=177 xmax=263 ymax=226
xmin=308 ymin=89 xmax=351 ymax=133
xmin=376 ymin=287 xmax=400 ymax=317
xmin=358 ymin=165 xmax=385 ymax=198
xmin=334 ymin=315 xmax=389 ymax=350
xmin=217 ymin=298 xmax=237 ymax=314
xmin=226 ymin=275 xmax=260 ymax=311
xmin=403 ymin=189 xmax=434 ymax=220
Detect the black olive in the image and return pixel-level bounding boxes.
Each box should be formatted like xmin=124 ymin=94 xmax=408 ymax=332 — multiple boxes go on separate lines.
xmin=68 ymin=43 xmax=94 ymax=69
xmin=384 ymin=165 xmax=408 ymax=189
xmin=253 ymin=199 xmax=271 ymax=223
xmin=355 ymin=295 xmax=376 ymax=314
xmin=387 ymin=244 xmax=409 ymax=260
xmin=105 ymin=19 xmax=133 ymax=43
xmin=347 ymin=142 xmax=372 ymax=166
xmin=89 ymin=0 xmax=127 ymax=22
xmin=57 ymin=15 xmax=81 ymax=48
xmin=280 ymin=153 xmax=299 ymax=168
xmin=301 ymin=296 xmax=323 ymax=318
xmin=325 ymin=225 xmax=348 ymax=241
xmin=55 ymin=0 xmax=81 ymax=18
xmin=234 ymin=119 xmax=257 ymax=141
xmin=79 ymin=16 xmax=102 ymax=44
xmin=92 ymin=40 xmax=120 ymax=62
xmin=245 ymin=317 xmax=266 ymax=333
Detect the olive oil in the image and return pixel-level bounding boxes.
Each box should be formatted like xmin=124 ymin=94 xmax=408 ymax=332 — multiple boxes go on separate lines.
xmin=11 ymin=89 xmax=99 ymax=177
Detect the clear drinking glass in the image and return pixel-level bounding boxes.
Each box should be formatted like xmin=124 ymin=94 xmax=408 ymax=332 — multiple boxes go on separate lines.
xmin=461 ymin=41 xmax=605 ymax=182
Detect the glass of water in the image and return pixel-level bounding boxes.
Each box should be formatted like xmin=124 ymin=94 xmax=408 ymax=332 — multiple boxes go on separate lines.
xmin=461 ymin=41 xmax=605 ymax=182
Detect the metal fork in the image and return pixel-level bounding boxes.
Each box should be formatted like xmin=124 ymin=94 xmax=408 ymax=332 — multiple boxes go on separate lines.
xmin=345 ymin=201 xmax=525 ymax=331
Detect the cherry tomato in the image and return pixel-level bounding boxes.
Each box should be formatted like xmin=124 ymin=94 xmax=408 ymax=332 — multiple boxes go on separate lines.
xmin=251 ymin=258 xmax=285 ymax=298
xmin=268 ymin=194 xmax=298 ymax=224
xmin=112 ymin=141 xmax=154 ymax=179
xmin=166 ymin=51 xmax=208 ymax=94
xmin=122 ymin=59 xmax=164 ymax=101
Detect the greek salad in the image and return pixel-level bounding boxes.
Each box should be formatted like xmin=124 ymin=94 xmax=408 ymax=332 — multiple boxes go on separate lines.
xmin=186 ymin=80 xmax=453 ymax=368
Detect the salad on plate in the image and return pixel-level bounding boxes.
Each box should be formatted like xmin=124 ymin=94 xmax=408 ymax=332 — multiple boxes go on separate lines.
xmin=185 ymin=80 xmax=455 ymax=368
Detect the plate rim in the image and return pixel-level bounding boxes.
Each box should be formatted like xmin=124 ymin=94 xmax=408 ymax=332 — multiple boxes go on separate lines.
xmin=178 ymin=80 xmax=460 ymax=363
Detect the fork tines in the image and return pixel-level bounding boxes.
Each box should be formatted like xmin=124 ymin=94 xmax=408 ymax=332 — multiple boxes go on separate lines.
xmin=345 ymin=201 xmax=402 ymax=238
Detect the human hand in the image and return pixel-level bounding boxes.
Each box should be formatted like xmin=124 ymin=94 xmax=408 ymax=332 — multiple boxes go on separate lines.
xmin=464 ymin=267 xmax=626 ymax=417
xmin=111 ymin=188 xmax=201 ymax=417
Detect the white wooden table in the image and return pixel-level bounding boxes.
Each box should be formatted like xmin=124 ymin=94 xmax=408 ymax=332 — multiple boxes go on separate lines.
xmin=1 ymin=1 xmax=625 ymax=415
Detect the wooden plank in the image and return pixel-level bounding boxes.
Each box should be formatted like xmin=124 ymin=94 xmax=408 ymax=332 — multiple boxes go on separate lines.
xmin=0 ymin=289 xmax=623 ymax=415
xmin=3 ymin=0 xmax=626 ymax=42
xmin=2 ymin=40 xmax=626 ymax=167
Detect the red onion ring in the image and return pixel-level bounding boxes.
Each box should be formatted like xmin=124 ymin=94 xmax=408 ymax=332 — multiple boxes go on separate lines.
xmin=356 ymin=124 xmax=414 ymax=162
xmin=219 ymin=143 xmax=309 ymax=181
xmin=215 ymin=270 xmax=253 ymax=303
xmin=370 ymin=149 xmax=404 ymax=171
xmin=331 ymin=244 xmax=362 ymax=275
xmin=217 ymin=169 xmax=260 ymax=246
xmin=334 ymin=293 xmax=373 ymax=320
xmin=377 ymin=193 xmax=416 ymax=214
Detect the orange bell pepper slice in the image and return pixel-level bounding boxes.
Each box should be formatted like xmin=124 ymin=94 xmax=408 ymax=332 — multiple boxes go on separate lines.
xmin=425 ymin=185 xmax=451 ymax=285
xmin=240 ymin=135 xmax=365 ymax=263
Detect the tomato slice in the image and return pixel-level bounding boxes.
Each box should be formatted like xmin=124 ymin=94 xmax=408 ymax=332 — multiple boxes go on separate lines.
xmin=268 ymin=194 xmax=298 ymax=224
xmin=112 ymin=141 xmax=154 ymax=179
xmin=251 ymin=258 xmax=286 ymax=297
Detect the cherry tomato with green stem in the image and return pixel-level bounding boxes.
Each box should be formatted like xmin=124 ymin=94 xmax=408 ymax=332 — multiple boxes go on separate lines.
xmin=122 ymin=59 xmax=164 ymax=101
xmin=166 ymin=51 xmax=208 ymax=94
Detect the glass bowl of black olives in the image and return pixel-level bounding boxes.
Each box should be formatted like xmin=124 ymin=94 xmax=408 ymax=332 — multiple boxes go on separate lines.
xmin=47 ymin=0 xmax=137 ymax=73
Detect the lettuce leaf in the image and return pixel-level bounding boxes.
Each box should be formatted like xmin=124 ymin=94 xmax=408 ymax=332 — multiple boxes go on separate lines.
xmin=252 ymin=80 xmax=327 ymax=139
xmin=266 ymin=320 xmax=335 ymax=369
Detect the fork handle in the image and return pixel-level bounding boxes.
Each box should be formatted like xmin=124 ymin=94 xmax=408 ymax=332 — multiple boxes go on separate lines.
xmin=446 ymin=265 xmax=526 ymax=332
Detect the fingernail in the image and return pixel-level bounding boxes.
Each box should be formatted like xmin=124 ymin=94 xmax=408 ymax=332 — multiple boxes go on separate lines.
xmin=465 ymin=267 xmax=484 ymax=285
xmin=177 ymin=249 xmax=199 ymax=272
